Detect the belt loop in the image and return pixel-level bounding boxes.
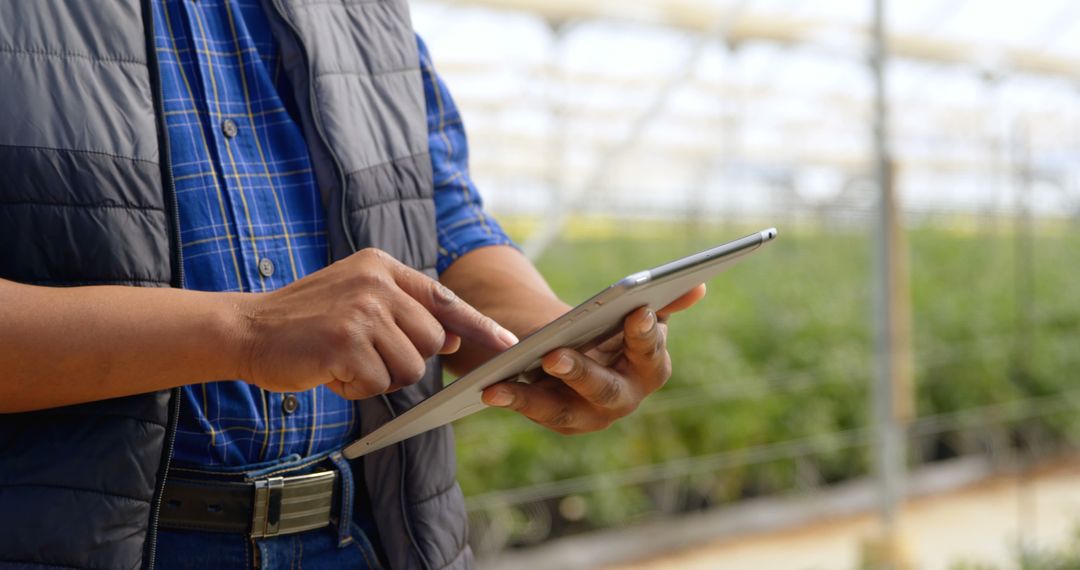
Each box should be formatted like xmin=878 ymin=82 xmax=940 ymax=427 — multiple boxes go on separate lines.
xmin=329 ymin=452 xmax=354 ymax=547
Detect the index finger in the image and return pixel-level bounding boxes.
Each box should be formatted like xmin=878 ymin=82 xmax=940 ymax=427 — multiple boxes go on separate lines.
xmin=621 ymin=307 xmax=672 ymax=391
xmin=387 ymin=258 xmax=519 ymax=352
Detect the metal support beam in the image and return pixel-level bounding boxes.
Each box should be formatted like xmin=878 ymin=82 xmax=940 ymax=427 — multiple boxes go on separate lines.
xmin=521 ymin=1 xmax=749 ymax=260
xmin=447 ymin=0 xmax=1080 ymax=81
xmin=867 ymin=0 xmax=914 ymax=567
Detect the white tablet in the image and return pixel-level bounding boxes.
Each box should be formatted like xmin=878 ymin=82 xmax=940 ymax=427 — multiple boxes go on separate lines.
xmin=343 ymin=228 xmax=778 ymax=459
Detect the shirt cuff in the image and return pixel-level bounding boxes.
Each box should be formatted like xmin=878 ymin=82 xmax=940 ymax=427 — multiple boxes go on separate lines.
xmin=436 ymin=212 xmax=518 ymax=274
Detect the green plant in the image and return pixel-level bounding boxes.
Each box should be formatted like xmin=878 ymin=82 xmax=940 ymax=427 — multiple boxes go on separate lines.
xmin=456 ymin=222 xmax=1080 ymax=541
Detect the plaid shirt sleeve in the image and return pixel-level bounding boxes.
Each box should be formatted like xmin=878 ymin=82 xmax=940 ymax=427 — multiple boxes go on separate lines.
xmin=418 ymin=36 xmax=517 ymax=274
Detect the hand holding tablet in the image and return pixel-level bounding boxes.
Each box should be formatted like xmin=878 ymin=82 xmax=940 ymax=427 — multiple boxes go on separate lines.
xmin=343 ymin=228 xmax=778 ymax=459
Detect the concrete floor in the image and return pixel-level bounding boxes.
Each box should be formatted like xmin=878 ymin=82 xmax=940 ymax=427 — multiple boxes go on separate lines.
xmin=607 ymin=461 xmax=1080 ymax=570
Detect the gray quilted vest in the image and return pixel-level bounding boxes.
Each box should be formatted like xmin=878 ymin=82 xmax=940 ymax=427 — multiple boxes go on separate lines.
xmin=0 ymin=1 xmax=471 ymax=568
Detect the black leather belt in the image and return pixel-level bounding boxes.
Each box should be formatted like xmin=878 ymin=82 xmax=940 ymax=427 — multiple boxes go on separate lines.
xmin=159 ymin=471 xmax=338 ymax=538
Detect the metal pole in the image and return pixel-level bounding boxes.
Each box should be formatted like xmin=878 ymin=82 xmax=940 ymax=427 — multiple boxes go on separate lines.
xmin=1011 ymin=122 xmax=1034 ymax=393
xmin=1011 ymin=122 xmax=1036 ymax=555
xmin=544 ymin=21 xmax=570 ymax=239
xmin=869 ymin=0 xmax=913 ymax=564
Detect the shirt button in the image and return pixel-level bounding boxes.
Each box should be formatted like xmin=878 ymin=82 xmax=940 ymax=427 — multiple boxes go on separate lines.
xmin=282 ymin=394 xmax=299 ymax=415
xmin=258 ymin=257 xmax=275 ymax=278
xmin=222 ymin=119 xmax=239 ymax=138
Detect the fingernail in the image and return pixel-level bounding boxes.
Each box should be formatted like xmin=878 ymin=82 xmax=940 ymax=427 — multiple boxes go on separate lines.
xmin=639 ymin=310 xmax=656 ymax=334
xmin=497 ymin=326 xmax=519 ymax=348
xmin=551 ymin=353 xmax=573 ymax=374
xmin=487 ymin=387 xmax=513 ymax=407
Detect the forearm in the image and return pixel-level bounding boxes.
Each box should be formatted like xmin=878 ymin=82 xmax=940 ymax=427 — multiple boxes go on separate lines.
xmin=439 ymin=245 xmax=570 ymax=375
xmin=0 ymin=279 xmax=245 ymax=413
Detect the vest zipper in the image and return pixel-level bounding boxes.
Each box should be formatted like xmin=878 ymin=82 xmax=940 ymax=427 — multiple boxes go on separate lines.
xmin=269 ymin=0 xmax=357 ymax=255
xmin=267 ymin=3 xmax=431 ymax=569
xmin=146 ymin=389 xmax=181 ymax=570
xmin=142 ymin=0 xmax=183 ymax=567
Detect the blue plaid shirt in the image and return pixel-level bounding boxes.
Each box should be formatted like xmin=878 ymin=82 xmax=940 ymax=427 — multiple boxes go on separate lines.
xmin=151 ymin=0 xmax=513 ymax=468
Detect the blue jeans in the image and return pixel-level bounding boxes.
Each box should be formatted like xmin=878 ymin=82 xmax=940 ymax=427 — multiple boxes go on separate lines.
xmin=155 ymin=451 xmax=385 ymax=569
xmin=155 ymin=523 xmax=384 ymax=570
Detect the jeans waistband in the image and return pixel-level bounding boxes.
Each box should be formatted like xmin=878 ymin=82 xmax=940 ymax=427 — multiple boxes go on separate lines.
xmin=168 ymin=449 xmax=341 ymax=483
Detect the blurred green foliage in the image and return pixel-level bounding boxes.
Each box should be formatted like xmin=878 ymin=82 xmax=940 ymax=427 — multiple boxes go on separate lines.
xmin=453 ymin=222 xmax=1080 ymax=536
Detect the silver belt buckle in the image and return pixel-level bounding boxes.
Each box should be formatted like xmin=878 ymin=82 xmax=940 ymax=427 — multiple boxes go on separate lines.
xmin=251 ymin=471 xmax=336 ymax=539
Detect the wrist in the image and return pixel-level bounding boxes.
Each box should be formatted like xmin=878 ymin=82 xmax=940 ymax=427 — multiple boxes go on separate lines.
xmin=213 ymin=292 xmax=261 ymax=381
